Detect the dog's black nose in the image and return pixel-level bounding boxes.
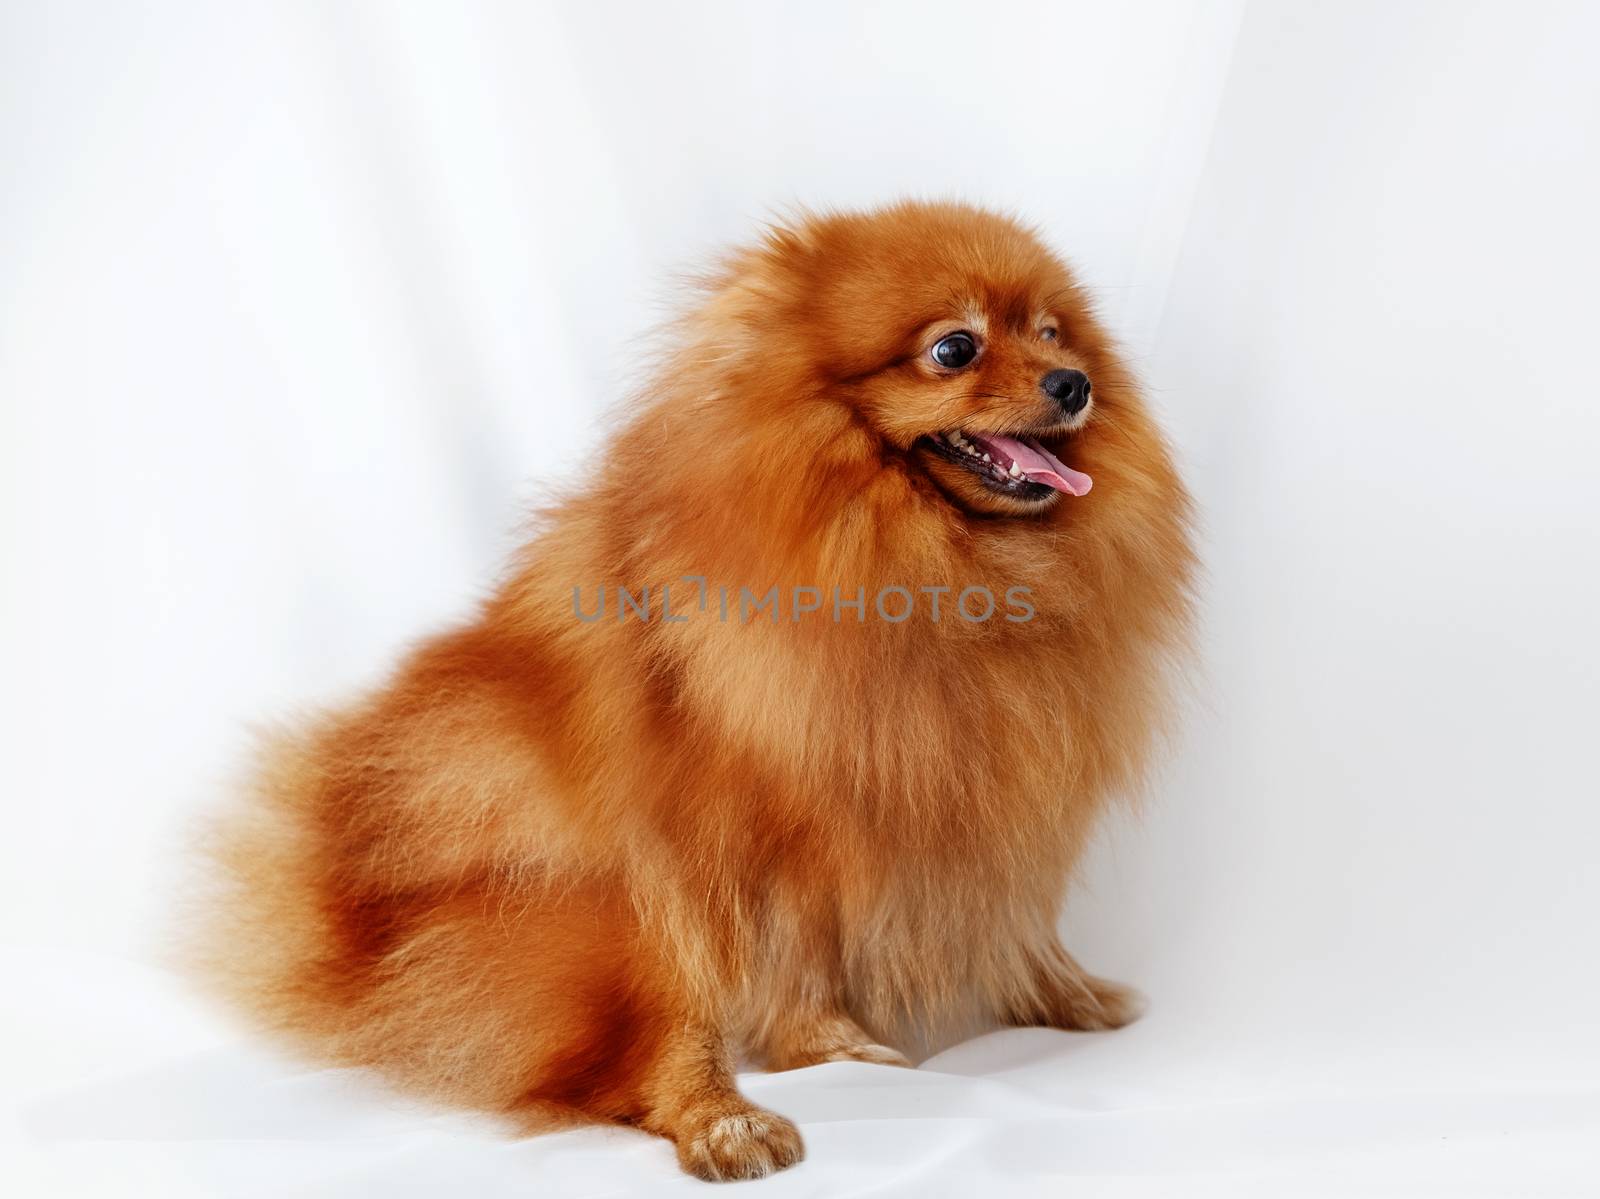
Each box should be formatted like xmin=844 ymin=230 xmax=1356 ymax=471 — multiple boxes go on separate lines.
xmin=1040 ymin=369 xmax=1092 ymax=415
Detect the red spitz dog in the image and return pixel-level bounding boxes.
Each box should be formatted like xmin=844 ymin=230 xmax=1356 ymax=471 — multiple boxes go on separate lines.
xmin=194 ymin=201 xmax=1194 ymax=1180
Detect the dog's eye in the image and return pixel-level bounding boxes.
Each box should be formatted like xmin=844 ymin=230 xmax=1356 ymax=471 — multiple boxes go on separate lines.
xmin=1040 ymin=326 xmax=1059 ymax=342
xmin=931 ymin=332 xmax=978 ymax=369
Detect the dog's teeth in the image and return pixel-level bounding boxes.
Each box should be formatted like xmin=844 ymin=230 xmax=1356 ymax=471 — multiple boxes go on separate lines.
xmin=1009 ymin=463 xmax=1022 ymax=478
xmin=981 ymin=453 xmax=991 ymax=462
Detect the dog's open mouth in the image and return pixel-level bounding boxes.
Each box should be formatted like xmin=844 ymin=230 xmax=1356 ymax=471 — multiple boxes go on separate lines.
xmin=924 ymin=430 xmax=1092 ymax=500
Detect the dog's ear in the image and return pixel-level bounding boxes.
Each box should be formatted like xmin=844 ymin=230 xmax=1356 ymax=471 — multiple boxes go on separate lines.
xmin=758 ymin=211 xmax=820 ymax=260
xmin=694 ymin=248 xmax=782 ymax=343
xmin=679 ymin=230 xmax=816 ymax=376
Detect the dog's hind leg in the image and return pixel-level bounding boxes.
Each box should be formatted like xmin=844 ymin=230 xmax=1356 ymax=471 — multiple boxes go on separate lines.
xmin=761 ymin=1008 xmax=911 ymax=1071
xmin=1001 ymin=940 xmax=1147 ymax=1032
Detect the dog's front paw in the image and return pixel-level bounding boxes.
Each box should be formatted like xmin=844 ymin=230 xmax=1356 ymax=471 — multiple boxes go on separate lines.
xmin=677 ymin=1107 xmax=805 ymax=1182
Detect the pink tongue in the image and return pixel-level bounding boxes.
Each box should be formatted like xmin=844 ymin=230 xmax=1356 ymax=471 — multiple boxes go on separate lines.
xmin=983 ymin=435 xmax=1093 ymax=496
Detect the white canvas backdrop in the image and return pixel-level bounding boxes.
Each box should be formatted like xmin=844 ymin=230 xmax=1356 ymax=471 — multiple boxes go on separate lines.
xmin=4 ymin=1 xmax=1597 ymax=1194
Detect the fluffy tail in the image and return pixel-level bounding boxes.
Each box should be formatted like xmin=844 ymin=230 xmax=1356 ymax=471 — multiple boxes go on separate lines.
xmin=182 ymin=725 xmax=354 ymax=1060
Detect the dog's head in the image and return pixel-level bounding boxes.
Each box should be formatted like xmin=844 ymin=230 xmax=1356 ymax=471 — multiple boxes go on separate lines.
xmin=698 ymin=202 xmax=1122 ymax=519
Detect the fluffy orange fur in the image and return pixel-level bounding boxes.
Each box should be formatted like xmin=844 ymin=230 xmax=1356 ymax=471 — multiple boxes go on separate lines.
xmin=192 ymin=201 xmax=1195 ymax=1181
